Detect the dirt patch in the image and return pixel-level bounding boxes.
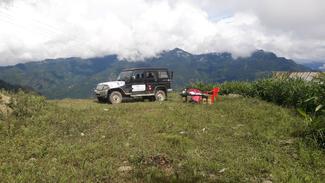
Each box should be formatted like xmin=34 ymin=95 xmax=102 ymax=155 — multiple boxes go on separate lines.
xmin=142 ymin=154 xmax=174 ymax=176
xmin=144 ymin=154 xmax=172 ymax=166
xmin=142 ymin=154 xmax=174 ymax=175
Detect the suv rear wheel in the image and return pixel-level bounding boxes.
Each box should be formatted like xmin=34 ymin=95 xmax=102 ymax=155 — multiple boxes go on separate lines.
xmin=155 ymin=90 xmax=166 ymax=101
xmin=109 ymin=91 xmax=123 ymax=104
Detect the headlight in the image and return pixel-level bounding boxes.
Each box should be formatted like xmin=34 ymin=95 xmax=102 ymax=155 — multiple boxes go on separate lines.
xmin=102 ymin=85 xmax=109 ymax=90
xmin=96 ymin=85 xmax=103 ymax=90
xmin=96 ymin=85 xmax=109 ymax=90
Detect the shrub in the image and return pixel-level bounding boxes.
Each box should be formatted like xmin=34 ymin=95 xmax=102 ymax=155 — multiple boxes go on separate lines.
xmin=219 ymin=81 xmax=255 ymax=97
xmin=189 ymin=82 xmax=215 ymax=92
xmin=9 ymin=90 xmax=47 ymax=119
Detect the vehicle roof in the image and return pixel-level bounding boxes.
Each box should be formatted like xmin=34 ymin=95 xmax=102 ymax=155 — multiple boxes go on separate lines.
xmin=122 ymin=67 xmax=169 ymax=71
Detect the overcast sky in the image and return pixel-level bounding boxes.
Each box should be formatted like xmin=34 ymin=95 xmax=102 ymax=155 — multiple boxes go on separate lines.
xmin=0 ymin=0 xmax=324 ymax=66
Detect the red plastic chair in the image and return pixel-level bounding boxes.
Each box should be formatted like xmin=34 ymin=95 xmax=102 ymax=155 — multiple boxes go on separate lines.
xmin=210 ymin=87 xmax=220 ymax=104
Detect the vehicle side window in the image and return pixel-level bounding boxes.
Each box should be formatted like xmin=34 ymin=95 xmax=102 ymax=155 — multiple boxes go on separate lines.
xmin=158 ymin=71 xmax=169 ymax=79
xmin=133 ymin=71 xmax=145 ymax=81
xmin=145 ymin=71 xmax=157 ymax=80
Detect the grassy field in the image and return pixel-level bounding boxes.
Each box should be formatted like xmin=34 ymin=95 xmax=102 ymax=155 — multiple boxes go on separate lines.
xmin=1 ymin=93 xmax=325 ymax=182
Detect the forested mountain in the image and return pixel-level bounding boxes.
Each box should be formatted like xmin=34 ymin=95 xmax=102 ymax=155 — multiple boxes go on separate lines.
xmin=0 ymin=79 xmax=35 ymax=92
xmin=0 ymin=48 xmax=311 ymax=99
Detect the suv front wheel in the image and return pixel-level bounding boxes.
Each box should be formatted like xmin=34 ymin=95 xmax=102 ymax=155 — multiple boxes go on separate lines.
xmin=109 ymin=91 xmax=123 ymax=104
xmin=155 ymin=90 xmax=166 ymax=102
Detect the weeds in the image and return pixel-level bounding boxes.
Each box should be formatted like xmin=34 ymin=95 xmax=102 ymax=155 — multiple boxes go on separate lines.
xmin=9 ymin=90 xmax=47 ymax=119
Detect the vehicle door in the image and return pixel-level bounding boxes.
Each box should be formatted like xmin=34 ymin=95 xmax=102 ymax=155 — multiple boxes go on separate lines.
xmin=131 ymin=70 xmax=146 ymax=95
xmin=145 ymin=71 xmax=158 ymax=94
xmin=118 ymin=71 xmax=133 ymax=94
xmin=157 ymin=70 xmax=171 ymax=89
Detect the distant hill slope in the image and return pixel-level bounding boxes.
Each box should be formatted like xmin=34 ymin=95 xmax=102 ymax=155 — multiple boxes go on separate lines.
xmin=0 ymin=79 xmax=35 ymax=92
xmin=0 ymin=49 xmax=311 ymax=99
xmin=302 ymin=62 xmax=325 ymax=71
xmin=0 ymin=80 xmax=36 ymax=94
xmin=0 ymin=80 xmax=17 ymax=91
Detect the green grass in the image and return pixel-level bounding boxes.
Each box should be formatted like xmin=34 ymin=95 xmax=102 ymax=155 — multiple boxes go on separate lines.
xmin=1 ymin=93 xmax=325 ymax=182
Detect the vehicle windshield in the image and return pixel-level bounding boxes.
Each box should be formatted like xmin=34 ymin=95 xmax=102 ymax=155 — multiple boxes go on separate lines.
xmin=117 ymin=71 xmax=132 ymax=81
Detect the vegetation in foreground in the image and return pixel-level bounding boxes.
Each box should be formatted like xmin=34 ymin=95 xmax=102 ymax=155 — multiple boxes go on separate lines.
xmin=192 ymin=74 xmax=325 ymax=148
xmin=1 ymin=91 xmax=325 ymax=182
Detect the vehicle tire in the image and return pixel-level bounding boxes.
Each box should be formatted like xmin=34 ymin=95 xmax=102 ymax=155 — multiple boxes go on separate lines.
xmin=155 ymin=90 xmax=166 ymax=102
xmin=97 ymin=97 xmax=107 ymax=103
xmin=109 ymin=91 xmax=123 ymax=104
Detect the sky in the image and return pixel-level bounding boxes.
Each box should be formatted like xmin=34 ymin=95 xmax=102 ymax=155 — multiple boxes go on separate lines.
xmin=0 ymin=0 xmax=324 ymax=66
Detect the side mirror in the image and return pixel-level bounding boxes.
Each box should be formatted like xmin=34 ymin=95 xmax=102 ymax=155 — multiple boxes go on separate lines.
xmin=170 ymin=71 xmax=174 ymax=79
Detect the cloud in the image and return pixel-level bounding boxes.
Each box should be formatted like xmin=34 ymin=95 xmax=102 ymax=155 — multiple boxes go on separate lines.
xmin=0 ymin=0 xmax=324 ymax=65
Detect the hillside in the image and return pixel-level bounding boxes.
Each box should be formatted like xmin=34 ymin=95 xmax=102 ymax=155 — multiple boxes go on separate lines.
xmin=0 ymin=80 xmax=18 ymax=91
xmin=0 ymin=92 xmax=324 ymax=182
xmin=0 ymin=49 xmax=311 ymax=99
xmin=303 ymin=62 xmax=325 ymax=71
xmin=0 ymin=79 xmax=35 ymax=92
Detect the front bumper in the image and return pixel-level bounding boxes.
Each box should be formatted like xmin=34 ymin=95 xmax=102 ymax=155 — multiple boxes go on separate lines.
xmin=94 ymin=89 xmax=109 ymax=98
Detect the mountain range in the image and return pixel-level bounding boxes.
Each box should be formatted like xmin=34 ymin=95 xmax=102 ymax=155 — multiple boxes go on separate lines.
xmin=0 ymin=48 xmax=311 ymax=99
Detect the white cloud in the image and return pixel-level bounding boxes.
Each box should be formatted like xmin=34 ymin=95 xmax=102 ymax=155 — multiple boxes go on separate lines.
xmin=0 ymin=0 xmax=324 ymax=65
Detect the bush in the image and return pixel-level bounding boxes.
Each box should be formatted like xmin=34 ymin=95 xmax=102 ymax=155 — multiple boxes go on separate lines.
xmin=189 ymin=82 xmax=215 ymax=92
xmin=219 ymin=81 xmax=256 ymax=97
xmin=9 ymin=90 xmax=47 ymax=119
